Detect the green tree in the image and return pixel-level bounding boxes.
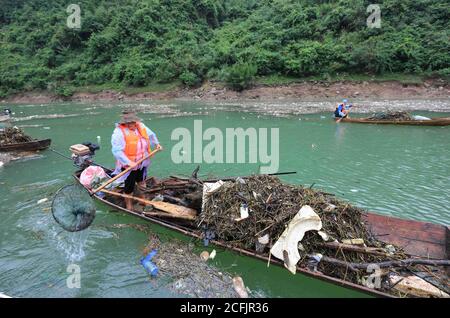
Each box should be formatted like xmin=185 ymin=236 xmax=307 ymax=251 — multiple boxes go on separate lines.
xmin=223 ymin=63 xmax=257 ymax=91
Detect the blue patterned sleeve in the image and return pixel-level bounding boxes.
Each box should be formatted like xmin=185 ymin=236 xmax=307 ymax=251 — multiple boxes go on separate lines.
xmin=111 ymin=127 xmax=132 ymax=165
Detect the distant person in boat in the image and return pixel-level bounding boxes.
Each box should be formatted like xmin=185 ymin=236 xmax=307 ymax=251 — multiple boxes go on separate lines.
xmin=111 ymin=109 xmax=163 ymax=210
xmin=334 ymin=99 xmax=352 ymax=119
xmin=3 ymin=108 xmax=11 ymax=116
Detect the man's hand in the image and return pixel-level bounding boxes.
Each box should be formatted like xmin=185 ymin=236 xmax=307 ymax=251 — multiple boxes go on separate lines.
xmin=125 ymin=161 xmax=138 ymax=170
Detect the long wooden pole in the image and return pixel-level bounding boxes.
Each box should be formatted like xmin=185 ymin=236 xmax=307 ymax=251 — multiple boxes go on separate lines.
xmin=317 ymin=242 xmax=391 ymax=257
xmin=92 ymin=148 xmax=160 ymax=195
xmin=100 ymin=189 xmax=197 ymax=220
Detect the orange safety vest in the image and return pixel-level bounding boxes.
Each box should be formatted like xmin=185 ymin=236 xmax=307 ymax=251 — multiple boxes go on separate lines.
xmin=119 ymin=123 xmax=152 ymax=162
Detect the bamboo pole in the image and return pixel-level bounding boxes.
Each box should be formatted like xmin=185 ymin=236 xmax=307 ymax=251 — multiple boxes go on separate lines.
xmin=92 ymin=148 xmax=160 ymax=195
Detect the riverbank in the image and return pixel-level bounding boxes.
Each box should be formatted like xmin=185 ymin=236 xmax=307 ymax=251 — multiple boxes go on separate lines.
xmin=2 ymin=78 xmax=449 ymax=106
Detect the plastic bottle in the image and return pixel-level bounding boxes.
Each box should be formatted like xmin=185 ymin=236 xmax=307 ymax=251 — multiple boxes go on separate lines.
xmin=140 ymin=249 xmax=158 ymax=277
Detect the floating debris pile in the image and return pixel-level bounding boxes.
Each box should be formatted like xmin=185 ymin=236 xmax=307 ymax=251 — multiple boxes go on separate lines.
xmin=367 ymin=111 xmax=413 ymax=121
xmin=199 ymin=175 xmax=449 ymax=296
xmin=142 ymin=235 xmax=258 ymax=298
xmin=200 ymin=175 xmax=378 ymax=251
xmin=0 ymin=127 xmax=33 ymax=144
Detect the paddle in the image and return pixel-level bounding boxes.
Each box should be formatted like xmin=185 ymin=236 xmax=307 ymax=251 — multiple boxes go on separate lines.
xmin=91 ymin=148 xmax=160 ymax=195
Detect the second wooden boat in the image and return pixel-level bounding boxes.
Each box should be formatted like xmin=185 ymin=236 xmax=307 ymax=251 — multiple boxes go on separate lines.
xmin=0 ymin=138 xmax=51 ymax=152
xmin=338 ymin=117 xmax=450 ymax=126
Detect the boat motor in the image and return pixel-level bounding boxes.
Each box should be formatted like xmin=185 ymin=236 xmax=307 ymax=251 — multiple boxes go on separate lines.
xmin=69 ymin=142 xmax=100 ymax=169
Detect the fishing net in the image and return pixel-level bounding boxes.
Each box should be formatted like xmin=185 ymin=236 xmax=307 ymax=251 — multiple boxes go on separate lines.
xmin=52 ymin=184 xmax=96 ymax=232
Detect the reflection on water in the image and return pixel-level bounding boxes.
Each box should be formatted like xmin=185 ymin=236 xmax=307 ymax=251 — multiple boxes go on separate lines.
xmin=52 ymin=229 xmax=90 ymax=263
xmin=334 ymin=124 xmax=347 ymax=144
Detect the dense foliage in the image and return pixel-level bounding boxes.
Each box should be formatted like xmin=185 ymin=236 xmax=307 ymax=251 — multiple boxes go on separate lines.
xmin=0 ymin=0 xmax=449 ymax=96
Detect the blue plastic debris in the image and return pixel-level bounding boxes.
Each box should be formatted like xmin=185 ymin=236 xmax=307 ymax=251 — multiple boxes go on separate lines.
xmin=307 ymin=253 xmax=323 ymax=271
xmin=203 ymin=229 xmax=216 ymax=247
xmin=141 ymin=249 xmax=158 ymax=277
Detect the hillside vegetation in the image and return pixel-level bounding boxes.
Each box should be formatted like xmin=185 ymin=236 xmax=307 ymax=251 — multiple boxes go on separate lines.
xmin=0 ymin=0 xmax=449 ymax=97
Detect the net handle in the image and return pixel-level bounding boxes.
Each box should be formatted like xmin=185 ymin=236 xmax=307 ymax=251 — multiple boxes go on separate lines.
xmin=91 ymin=148 xmax=160 ymax=195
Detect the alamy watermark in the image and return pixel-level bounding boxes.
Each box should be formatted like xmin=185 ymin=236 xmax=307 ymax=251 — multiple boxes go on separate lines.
xmin=66 ymin=4 xmax=81 ymax=29
xmin=367 ymin=4 xmax=381 ymax=28
xmin=363 ymin=264 xmax=382 ymax=289
xmin=64 ymin=4 xmax=381 ymax=30
xmin=171 ymin=120 xmax=279 ymax=174
xmin=66 ymin=264 xmax=81 ymax=289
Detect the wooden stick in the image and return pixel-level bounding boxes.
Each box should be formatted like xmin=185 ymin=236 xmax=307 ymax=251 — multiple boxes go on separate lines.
xmin=141 ymin=184 xmax=192 ymax=193
xmin=254 ymin=223 xmax=275 ymax=237
xmin=318 ymin=241 xmax=391 ymax=257
xmin=170 ymin=171 xmax=297 ymax=183
xmin=170 ymin=175 xmax=203 ymax=186
xmin=141 ymin=210 xmax=193 ymax=220
xmin=92 ymin=148 xmax=160 ymax=195
xmin=101 ymin=189 xmax=197 ymax=221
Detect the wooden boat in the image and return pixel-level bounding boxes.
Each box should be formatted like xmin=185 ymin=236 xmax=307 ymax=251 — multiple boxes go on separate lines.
xmin=338 ymin=117 xmax=450 ymax=126
xmin=0 ymin=138 xmax=51 ymax=152
xmin=0 ymin=114 xmax=11 ymax=122
xmin=73 ymin=170 xmax=449 ymax=298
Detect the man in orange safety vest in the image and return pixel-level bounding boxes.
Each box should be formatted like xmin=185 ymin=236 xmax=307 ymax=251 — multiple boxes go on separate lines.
xmin=111 ymin=109 xmax=163 ymax=210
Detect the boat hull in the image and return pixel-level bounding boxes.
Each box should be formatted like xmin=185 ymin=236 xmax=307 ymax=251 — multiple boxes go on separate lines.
xmin=72 ymin=172 xmax=449 ymax=298
xmin=363 ymin=213 xmax=448 ymax=260
xmin=0 ymin=138 xmax=52 ymax=152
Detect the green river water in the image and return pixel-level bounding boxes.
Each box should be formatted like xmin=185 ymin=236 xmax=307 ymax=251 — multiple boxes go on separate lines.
xmin=0 ymin=101 xmax=449 ymax=298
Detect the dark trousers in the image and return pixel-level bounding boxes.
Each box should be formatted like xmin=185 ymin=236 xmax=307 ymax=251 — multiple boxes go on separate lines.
xmin=122 ymin=168 xmax=145 ymax=194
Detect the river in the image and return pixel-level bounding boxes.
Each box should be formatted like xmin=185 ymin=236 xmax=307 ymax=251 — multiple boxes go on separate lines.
xmin=0 ymin=100 xmax=449 ymax=297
